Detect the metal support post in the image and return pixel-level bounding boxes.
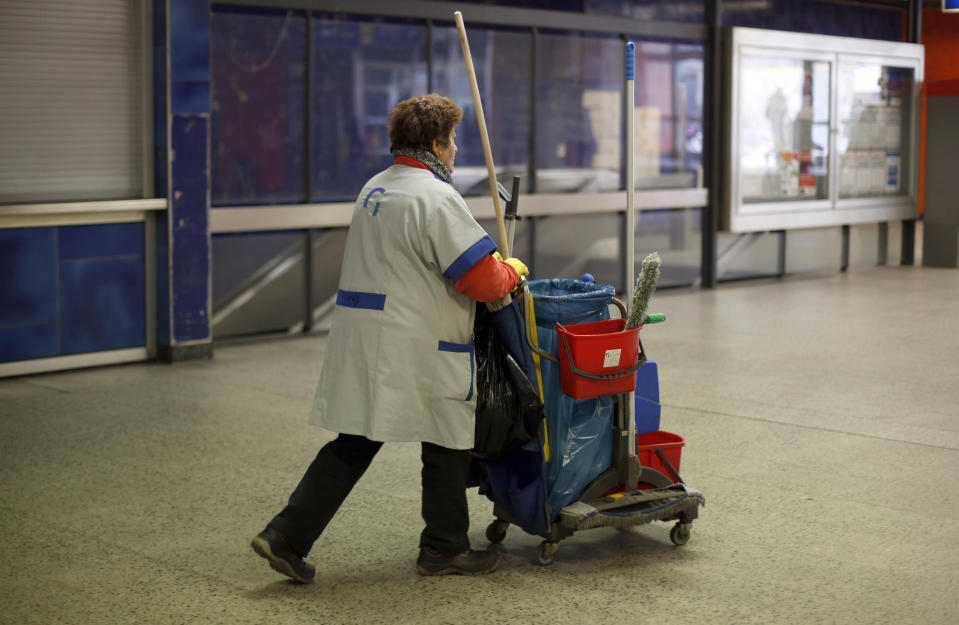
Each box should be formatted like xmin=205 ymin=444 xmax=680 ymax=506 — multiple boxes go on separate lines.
xmin=701 ymin=0 xmax=723 ymax=288
xmin=304 ymin=229 xmax=314 ymax=332
xmin=841 ymin=225 xmax=850 ymax=272
xmin=776 ymin=230 xmax=787 ymax=277
xmin=878 ymin=222 xmax=888 ymax=266
xmin=902 ymin=0 xmax=922 ymax=266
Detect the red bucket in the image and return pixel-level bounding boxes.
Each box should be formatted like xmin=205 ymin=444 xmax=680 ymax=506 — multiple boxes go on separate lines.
xmin=556 ymin=318 xmax=644 ymax=399
xmin=636 ymin=430 xmax=685 ymax=484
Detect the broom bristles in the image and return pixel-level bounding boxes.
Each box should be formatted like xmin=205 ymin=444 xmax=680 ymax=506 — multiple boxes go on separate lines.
xmin=486 ymin=293 xmax=513 ymax=312
xmin=626 ymin=252 xmax=661 ymax=330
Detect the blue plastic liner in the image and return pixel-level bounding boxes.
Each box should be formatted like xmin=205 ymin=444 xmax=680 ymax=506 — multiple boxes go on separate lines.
xmin=528 ymin=279 xmax=616 ymax=520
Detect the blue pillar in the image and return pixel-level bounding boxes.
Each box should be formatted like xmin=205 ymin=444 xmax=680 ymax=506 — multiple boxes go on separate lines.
xmin=154 ymin=0 xmax=213 ymax=361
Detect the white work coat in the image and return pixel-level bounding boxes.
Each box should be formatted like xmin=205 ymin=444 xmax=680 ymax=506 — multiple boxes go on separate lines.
xmin=310 ymin=163 xmax=496 ymax=449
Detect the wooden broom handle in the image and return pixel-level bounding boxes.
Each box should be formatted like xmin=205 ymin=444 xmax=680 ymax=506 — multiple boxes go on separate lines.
xmin=454 ymin=11 xmax=509 ymax=256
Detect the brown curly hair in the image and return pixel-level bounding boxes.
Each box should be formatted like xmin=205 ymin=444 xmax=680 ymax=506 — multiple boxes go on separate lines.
xmin=387 ymin=94 xmax=462 ymax=152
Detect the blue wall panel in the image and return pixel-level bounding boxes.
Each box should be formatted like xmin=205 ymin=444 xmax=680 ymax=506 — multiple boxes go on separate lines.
xmin=171 ymin=0 xmax=211 ymax=81
xmin=1 ymin=224 xmax=148 ymax=363
xmin=0 ymin=228 xmax=58 ymax=327
xmin=0 ymin=323 xmax=59 ymax=363
xmin=60 ymin=257 xmax=145 ymax=355
xmin=170 ymin=113 xmax=211 ymax=342
xmin=171 ymin=0 xmax=211 ymax=114
xmin=151 ymin=0 xmax=213 ymax=352
xmin=59 ymin=223 xmax=144 ymax=259
xmin=172 ymin=81 xmax=211 ymax=114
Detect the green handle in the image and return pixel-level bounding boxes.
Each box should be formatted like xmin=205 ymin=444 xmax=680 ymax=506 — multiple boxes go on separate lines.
xmin=643 ymin=313 xmax=666 ymax=324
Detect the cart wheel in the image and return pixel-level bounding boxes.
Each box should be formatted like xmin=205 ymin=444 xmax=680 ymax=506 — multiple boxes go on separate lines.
xmin=486 ymin=519 xmax=509 ymax=544
xmin=670 ymin=523 xmax=691 ymax=546
xmin=535 ymin=541 xmax=559 ymax=566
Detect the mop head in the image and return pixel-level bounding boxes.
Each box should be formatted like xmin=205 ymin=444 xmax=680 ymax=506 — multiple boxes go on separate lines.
xmin=625 ymin=252 xmax=661 ymax=330
xmin=558 ymin=487 xmax=704 ymax=531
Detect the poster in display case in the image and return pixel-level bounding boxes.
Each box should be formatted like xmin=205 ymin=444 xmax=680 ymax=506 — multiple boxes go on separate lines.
xmin=723 ymin=28 xmax=923 ymax=233
xmin=837 ymin=63 xmax=913 ymax=199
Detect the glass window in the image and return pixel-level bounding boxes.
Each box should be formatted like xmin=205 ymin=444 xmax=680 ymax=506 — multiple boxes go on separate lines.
xmin=630 ymin=41 xmax=705 ymax=189
xmin=629 ymin=207 xmax=703 ymax=288
xmin=722 ymin=0 xmax=903 ymax=41
xmin=446 ymin=0 xmax=584 ymax=11
xmin=310 ymin=16 xmax=428 ymax=202
xmin=211 ymin=8 xmax=307 ymax=206
xmin=536 ymin=33 xmax=622 ymax=193
xmin=738 ymin=54 xmax=831 ymax=203
xmin=431 ymin=25 xmax=531 ymax=197
xmin=211 ymin=231 xmax=306 ymax=337
xmin=533 ymin=214 xmax=623 ymax=284
xmin=586 ymin=0 xmax=705 ymax=24
xmin=837 ymin=63 xmax=913 ymax=199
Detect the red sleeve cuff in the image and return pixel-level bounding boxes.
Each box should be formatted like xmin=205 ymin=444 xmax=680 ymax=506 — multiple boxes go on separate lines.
xmin=454 ymin=254 xmax=519 ymax=302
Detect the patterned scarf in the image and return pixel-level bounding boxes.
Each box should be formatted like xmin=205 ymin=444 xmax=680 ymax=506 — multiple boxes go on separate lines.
xmin=391 ymin=147 xmax=453 ymax=185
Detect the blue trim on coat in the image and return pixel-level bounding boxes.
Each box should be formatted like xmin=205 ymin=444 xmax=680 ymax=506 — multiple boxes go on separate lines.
xmin=438 ymin=340 xmax=475 ymax=401
xmin=336 ymin=289 xmax=386 ymax=310
xmin=437 ymin=340 xmax=471 ymax=352
xmin=443 ymin=235 xmax=497 ymax=282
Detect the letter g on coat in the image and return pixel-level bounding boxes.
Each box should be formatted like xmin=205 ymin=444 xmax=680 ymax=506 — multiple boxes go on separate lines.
xmin=364 ymin=188 xmax=386 ymax=216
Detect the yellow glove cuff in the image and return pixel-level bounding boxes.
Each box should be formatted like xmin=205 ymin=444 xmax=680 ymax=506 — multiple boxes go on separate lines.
xmin=503 ymin=257 xmax=529 ymax=278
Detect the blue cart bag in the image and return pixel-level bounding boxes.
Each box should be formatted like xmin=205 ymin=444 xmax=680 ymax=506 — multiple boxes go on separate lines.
xmin=528 ymin=279 xmax=616 ymax=520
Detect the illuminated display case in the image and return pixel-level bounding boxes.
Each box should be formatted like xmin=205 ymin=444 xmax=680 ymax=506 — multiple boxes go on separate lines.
xmin=723 ymin=28 xmax=923 ymax=232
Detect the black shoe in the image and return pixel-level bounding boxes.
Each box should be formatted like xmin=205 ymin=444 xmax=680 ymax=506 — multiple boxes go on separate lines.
xmin=251 ymin=527 xmax=315 ymax=584
xmin=416 ymin=547 xmax=500 ymax=576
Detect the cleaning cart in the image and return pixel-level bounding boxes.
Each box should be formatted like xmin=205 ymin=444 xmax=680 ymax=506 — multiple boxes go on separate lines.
xmin=454 ymin=16 xmax=704 ymax=565
xmin=479 ymin=278 xmax=705 ymax=565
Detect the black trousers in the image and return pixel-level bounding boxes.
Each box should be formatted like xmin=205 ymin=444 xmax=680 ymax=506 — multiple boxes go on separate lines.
xmin=268 ymin=434 xmax=472 ymax=557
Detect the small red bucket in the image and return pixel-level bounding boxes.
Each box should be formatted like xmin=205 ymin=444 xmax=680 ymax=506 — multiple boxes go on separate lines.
xmin=636 ymin=430 xmax=685 ymax=484
xmin=556 ymin=318 xmax=644 ymax=399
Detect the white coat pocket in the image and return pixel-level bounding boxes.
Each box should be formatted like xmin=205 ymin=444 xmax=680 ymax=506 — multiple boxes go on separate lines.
xmin=433 ymin=340 xmax=475 ymax=402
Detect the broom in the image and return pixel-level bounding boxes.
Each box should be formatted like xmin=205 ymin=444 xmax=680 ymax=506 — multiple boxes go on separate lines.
xmin=456 ymin=11 xmax=550 ymax=464
xmin=454 ymin=11 xmax=508 ymax=257
xmin=455 ymin=10 xmax=513 ymax=316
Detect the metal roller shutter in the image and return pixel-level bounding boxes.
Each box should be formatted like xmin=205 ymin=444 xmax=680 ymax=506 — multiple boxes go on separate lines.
xmin=0 ymin=0 xmax=148 ymax=204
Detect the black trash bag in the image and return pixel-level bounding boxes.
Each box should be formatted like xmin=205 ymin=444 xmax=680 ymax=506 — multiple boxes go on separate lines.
xmin=472 ymin=309 xmax=544 ymax=459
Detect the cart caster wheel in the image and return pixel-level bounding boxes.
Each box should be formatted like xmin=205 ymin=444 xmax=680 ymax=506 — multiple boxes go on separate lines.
xmin=535 ymin=541 xmax=559 ymax=566
xmin=670 ymin=523 xmax=691 ymax=546
xmin=486 ymin=519 xmax=509 ymax=544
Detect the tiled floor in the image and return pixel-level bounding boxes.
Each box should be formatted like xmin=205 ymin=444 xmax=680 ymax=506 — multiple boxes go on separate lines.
xmin=1 ymin=265 xmax=957 ymax=624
